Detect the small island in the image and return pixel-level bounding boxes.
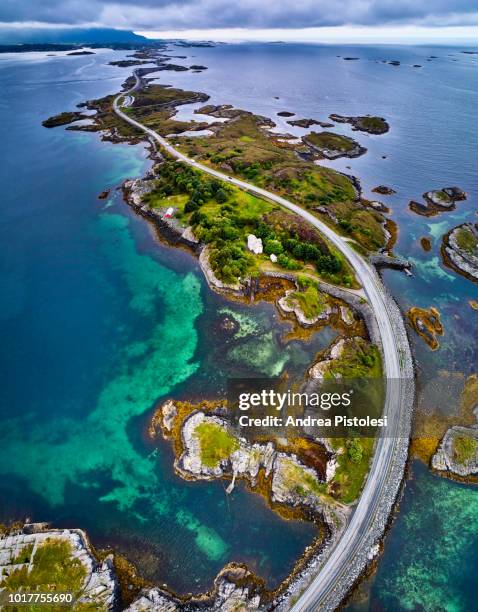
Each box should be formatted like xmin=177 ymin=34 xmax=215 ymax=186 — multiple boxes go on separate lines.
xmin=329 ymin=114 xmax=390 ymax=135
xmin=409 ymin=186 xmax=467 ymax=216
xmin=287 ymin=118 xmax=334 ymax=128
xmin=372 ymin=185 xmax=396 ymax=195
xmin=302 ymin=131 xmax=367 ymax=159
xmin=432 ymin=426 xmax=478 ymax=477
xmin=407 ymin=306 xmax=443 ymax=350
xmin=441 ymin=223 xmax=478 ymax=282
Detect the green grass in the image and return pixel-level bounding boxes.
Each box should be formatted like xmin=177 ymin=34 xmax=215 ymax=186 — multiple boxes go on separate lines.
xmin=453 ymin=435 xmax=478 ymax=464
xmin=287 ymin=284 xmax=327 ymax=319
xmin=329 ymin=438 xmax=375 ymax=503
xmin=281 ymin=458 xmax=327 ymax=499
xmin=434 ymin=190 xmax=452 ymax=203
xmin=357 ymin=116 xmax=388 ymax=133
xmin=10 ymin=544 xmax=34 ymax=565
xmin=194 ymin=422 xmax=240 ymax=468
xmin=1 ymin=539 xmax=91 ymax=611
xmin=304 ymin=131 xmax=357 ymax=153
xmin=456 ymin=227 xmax=478 ymax=254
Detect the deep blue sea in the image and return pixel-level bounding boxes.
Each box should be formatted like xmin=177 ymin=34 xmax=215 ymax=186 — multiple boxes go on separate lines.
xmin=1 ymin=42 xmax=478 ymax=608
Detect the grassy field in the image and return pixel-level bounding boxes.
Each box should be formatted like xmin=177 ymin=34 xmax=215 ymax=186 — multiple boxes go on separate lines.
xmin=456 ymin=226 xmax=478 ymax=254
xmin=304 ymin=131 xmax=358 ymax=153
xmin=329 ymin=437 xmax=375 ymax=504
xmin=286 ymin=283 xmax=328 ymax=319
xmin=1 ymin=539 xmax=95 ymax=611
xmin=194 ymin=421 xmax=239 ymax=468
xmin=453 ymin=435 xmax=478 ymax=464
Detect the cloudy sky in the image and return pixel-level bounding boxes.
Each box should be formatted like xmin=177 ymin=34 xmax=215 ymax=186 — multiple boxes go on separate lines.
xmin=1 ymin=0 xmax=478 ymax=42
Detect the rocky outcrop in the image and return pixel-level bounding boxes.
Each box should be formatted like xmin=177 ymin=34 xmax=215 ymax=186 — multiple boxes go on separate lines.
xmin=308 ymin=337 xmax=351 ymax=379
xmin=432 ymin=425 xmax=478 ymax=477
xmin=442 ymin=223 xmax=478 ymax=283
xmin=287 ymin=118 xmax=334 ymax=128
xmin=303 ymin=131 xmax=366 ymax=159
xmin=0 ymin=525 xmax=116 ymax=609
xmin=126 ymin=564 xmax=263 ymax=611
xmin=329 ymin=114 xmax=389 ymax=135
xmin=277 ymin=290 xmax=333 ymax=326
xmin=371 ymin=185 xmax=396 ymax=195
xmin=409 ymin=186 xmax=467 ymax=216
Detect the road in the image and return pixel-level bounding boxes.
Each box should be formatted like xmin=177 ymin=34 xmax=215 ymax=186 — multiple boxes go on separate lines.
xmin=113 ymin=75 xmax=412 ymax=611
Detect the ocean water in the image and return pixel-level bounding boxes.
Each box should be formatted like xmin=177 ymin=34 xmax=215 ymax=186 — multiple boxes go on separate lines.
xmin=1 ymin=42 xmax=478 ymax=607
xmin=0 ymin=49 xmax=322 ymax=593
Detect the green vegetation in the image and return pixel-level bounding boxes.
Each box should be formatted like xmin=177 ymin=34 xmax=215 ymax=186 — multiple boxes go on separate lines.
xmin=1 ymin=539 xmax=91 ymax=611
xmin=330 ymin=438 xmax=374 ymax=503
xmin=326 ymin=338 xmax=382 ymax=378
xmin=434 ymin=190 xmax=452 ymax=203
xmin=356 ymin=116 xmax=388 ymax=134
xmin=42 ymin=111 xmax=83 ymax=128
xmin=453 ymin=435 xmax=478 ymax=464
xmin=304 ymin=131 xmax=358 ymax=153
xmin=194 ymin=422 xmax=239 ymax=468
xmin=456 ymin=226 xmax=478 ymax=254
xmin=334 ymin=201 xmax=388 ymax=251
xmin=11 ymin=544 xmax=34 ymax=565
xmin=281 ymin=458 xmax=327 ymax=499
xmin=142 ymin=160 xmax=356 ymax=285
xmin=128 ymin=85 xmax=210 ymax=135
xmin=286 ymin=283 xmax=327 ymax=319
xmin=170 ymin=112 xmax=356 ymax=206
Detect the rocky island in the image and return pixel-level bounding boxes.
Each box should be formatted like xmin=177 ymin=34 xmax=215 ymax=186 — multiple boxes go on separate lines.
xmin=442 ymin=223 xmax=478 ymax=283
xmin=407 ymin=306 xmax=443 ymax=350
xmin=302 ymin=131 xmax=367 ymax=159
xmin=329 ymin=114 xmax=390 ymax=135
xmin=409 ymin=186 xmax=467 ymax=216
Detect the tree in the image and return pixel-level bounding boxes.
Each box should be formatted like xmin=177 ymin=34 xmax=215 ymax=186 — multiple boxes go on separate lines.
xmin=216 ymin=188 xmax=228 ymax=203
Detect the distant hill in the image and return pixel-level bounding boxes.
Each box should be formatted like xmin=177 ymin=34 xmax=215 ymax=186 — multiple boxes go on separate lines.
xmin=0 ymin=28 xmax=149 ymax=45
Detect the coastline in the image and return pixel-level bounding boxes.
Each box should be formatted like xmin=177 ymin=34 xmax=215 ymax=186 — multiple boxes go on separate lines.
xmin=25 ymin=50 xmax=415 ymax=611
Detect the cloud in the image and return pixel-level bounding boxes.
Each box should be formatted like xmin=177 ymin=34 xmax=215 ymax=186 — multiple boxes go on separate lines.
xmin=1 ymin=0 xmax=478 ymax=31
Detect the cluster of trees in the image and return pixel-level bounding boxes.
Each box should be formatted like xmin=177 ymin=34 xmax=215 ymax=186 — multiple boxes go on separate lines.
xmin=149 ymin=161 xmax=229 ymax=213
xmin=255 ymin=222 xmax=342 ymax=275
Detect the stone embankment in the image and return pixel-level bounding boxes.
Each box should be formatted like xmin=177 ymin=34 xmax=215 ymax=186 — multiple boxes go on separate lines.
xmin=274 ymin=268 xmax=415 ymax=611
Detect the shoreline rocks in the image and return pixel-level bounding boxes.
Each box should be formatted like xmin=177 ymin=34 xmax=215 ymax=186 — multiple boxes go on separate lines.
xmin=0 ymin=525 xmax=117 ymax=609
xmin=287 ymin=118 xmax=334 ymax=128
xmin=432 ymin=425 xmax=478 ymax=477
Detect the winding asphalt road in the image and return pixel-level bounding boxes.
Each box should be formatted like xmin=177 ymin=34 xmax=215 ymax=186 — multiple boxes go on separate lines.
xmin=113 ymin=75 xmax=411 ymax=611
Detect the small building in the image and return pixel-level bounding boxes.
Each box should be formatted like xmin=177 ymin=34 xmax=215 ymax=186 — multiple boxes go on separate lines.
xmin=247 ymin=234 xmax=263 ymax=255
xmin=163 ymin=207 xmax=174 ymax=219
